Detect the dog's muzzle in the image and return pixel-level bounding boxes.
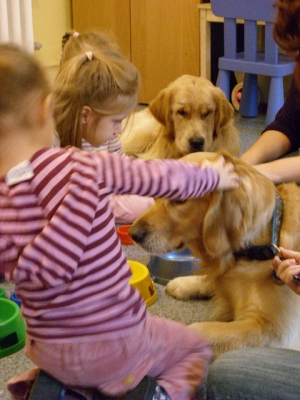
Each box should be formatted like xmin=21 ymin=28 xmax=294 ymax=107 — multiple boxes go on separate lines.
xmin=128 ymin=225 xmax=147 ymax=244
xmin=188 ymin=137 xmax=205 ymax=152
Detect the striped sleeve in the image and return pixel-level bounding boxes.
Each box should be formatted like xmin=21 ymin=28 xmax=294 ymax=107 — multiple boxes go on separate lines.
xmin=89 ymin=151 xmax=220 ymax=200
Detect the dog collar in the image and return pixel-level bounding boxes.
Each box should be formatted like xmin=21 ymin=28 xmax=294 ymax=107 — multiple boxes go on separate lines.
xmin=234 ymin=192 xmax=283 ymax=261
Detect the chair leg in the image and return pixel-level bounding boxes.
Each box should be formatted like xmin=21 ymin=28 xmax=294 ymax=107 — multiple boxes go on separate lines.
xmin=216 ymin=69 xmax=231 ymax=99
xmin=239 ymin=73 xmax=259 ymax=118
xmin=266 ymin=76 xmax=284 ymax=125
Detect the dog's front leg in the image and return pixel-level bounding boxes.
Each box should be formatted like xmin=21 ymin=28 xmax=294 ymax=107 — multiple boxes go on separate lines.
xmin=189 ymin=320 xmax=280 ymax=359
xmin=166 ymin=275 xmax=215 ymax=300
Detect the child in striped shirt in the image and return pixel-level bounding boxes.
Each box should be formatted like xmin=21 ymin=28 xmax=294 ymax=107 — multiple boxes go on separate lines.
xmin=0 ymin=44 xmax=238 ymax=400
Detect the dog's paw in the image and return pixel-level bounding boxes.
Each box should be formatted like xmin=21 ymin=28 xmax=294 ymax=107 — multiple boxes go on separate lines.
xmin=166 ymin=276 xmax=207 ymax=300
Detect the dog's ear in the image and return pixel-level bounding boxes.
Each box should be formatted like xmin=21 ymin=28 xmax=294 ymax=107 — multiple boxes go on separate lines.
xmin=203 ymin=192 xmax=232 ymax=257
xmin=203 ymin=155 xmax=276 ymax=259
xmin=213 ymin=88 xmax=234 ymax=136
xmin=203 ymin=186 xmax=250 ymax=258
xmin=149 ymin=88 xmax=172 ymax=127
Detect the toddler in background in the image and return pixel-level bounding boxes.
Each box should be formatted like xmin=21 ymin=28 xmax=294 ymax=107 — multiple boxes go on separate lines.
xmin=59 ymin=30 xmax=123 ymax=154
xmin=61 ymin=30 xmax=120 ymax=65
xmin=55 ymin=30 xmax=154 ymax=223
xmin=0 ymin=44 xmax=239 ymax=400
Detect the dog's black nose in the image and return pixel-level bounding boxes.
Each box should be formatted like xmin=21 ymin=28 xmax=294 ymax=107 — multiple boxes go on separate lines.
xmin=128 ymin=226 xmax=147 ymax=244
xmin=189 ymin=137 xmax=205 ymax=152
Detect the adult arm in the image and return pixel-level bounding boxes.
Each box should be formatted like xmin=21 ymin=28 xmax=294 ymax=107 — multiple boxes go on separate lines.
xmin=253 ymin=156 xmax=300 ymax=183
xmin=241 ymin=74 xmax=300 ymax=165
xmin=241 ymin=130 xmax=291 ymax=165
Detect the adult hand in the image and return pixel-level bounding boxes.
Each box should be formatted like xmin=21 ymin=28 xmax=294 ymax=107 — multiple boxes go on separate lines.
xmin=272 ymin=247 xmax=300 ymax=295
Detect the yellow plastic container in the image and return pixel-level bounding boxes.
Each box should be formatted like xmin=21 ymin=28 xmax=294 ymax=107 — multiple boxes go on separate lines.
xmin=128 ymin=260 xmax=157 ymax=307
xmin=0 ymin=298 xmax=26 ymax=358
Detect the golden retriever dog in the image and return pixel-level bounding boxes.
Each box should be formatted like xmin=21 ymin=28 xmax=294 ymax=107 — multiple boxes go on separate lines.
xmin=120 ymin=75 xmax=240 ymax=159
xmin=129 ymin=152 xmax=300 ymax=359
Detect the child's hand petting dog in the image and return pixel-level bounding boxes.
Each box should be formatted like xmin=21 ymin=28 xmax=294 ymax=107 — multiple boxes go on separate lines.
xmin=203 ymin=156 xmax=239 ymax=191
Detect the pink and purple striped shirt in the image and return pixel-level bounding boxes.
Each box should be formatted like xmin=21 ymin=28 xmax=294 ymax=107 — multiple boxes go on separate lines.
xmin=0 ymin=147 xmax=219 ymax=342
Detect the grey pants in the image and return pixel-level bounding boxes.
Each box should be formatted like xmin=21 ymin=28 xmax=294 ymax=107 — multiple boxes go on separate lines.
xmin=206 ymin=348 xmax=300 ymax=400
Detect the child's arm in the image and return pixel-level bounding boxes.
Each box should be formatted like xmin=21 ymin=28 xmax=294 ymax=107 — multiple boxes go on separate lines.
xmin=96 ymin=152 xmax=238 ymax=200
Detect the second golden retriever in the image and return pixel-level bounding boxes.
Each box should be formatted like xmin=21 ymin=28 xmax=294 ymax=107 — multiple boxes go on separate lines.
xmin=120 ymin=75 xmax=240 ymax=159
xmin=129 ymin=152 xmax=300 ymax=358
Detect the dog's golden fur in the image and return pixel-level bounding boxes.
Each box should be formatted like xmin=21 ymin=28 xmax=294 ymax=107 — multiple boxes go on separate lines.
xmin=120 ymin=75 xmax=240 ymax=159
xmin=129 ymin=152 xmax=300 ymax=358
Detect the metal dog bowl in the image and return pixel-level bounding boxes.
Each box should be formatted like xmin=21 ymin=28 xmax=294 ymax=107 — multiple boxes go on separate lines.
xmin=147 ymin=248 xmax=201 ymax=285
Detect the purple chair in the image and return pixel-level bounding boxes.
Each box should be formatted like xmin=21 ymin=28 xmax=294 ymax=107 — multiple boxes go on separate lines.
xmin=210 ymin=0 xmax=295 ymax=124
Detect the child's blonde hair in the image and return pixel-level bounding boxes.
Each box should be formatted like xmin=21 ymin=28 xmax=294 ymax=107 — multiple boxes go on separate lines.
xmin=53 ymin=50 xmax=140 ymax=148
xmin=0 ymin=44 xmax=50 ymax=132
xmin=60 ymin=30 xmax=120 ymax=66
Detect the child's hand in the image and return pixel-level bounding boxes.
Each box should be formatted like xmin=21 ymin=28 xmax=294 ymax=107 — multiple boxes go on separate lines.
xmin=204 ymin=156 xmax=239 ymax=191
xmin=272 ymin=247 xmax=300 ymax=295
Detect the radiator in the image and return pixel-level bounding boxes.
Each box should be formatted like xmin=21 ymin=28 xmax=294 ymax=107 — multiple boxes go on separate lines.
xmin=0 ymin=0 xmax=34 ymax=52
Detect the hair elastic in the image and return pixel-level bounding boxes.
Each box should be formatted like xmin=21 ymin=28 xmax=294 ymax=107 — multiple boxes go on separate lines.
xmin=85 ymin=51 xmax=93 ymax=61
xmin=73 ymin=31 xmax=80 ymax=38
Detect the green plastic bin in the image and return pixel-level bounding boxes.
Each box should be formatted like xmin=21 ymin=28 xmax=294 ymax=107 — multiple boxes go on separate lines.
xmin=0 ymin=298 xmax=26 ymax=358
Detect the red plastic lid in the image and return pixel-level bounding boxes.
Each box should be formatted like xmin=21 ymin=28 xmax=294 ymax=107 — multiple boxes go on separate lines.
xmin=117 ymin=225 xmax=134 ymax=245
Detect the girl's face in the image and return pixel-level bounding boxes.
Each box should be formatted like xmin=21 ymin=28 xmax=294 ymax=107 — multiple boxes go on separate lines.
xmin=82 ymin=107 xmax=128 ymax=148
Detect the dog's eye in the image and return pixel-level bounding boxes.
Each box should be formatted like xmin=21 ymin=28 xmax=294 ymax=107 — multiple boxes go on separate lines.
xmin=177 ymin=109 xmax=187 ymax=117
xmin=170 ymin=199 xmax=187 ymax=206
xmin=202 ymin=110 xmax=212 ymax=119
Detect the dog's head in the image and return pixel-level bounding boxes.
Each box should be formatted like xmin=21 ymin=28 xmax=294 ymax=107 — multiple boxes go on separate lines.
xmin=129 ymin=152 xmax=276 ymax=264
xmin=149 ymin=75 xmax=239 ymax=156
